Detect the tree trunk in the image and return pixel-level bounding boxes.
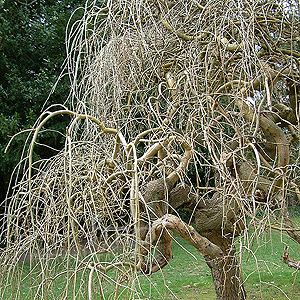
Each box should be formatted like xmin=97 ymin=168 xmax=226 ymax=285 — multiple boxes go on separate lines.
xmin=205 ymin=232 xmax=246 ymax=300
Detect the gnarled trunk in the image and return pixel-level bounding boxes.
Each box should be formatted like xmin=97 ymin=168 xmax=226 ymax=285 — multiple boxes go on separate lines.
xmin=168 ymin=183 xmax=246 ymax=299
xmin=205 ymin=232 xmax=246 ymax=300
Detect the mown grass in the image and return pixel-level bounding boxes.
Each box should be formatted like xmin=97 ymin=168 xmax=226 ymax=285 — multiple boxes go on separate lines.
xmin=136 ymin=223 xmax=300 ymax=300
xmin=2 ymin=216 xmax=300 ymax=299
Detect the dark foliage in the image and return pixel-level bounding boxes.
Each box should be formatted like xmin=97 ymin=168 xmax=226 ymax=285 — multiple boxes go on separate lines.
xmin=0 ymin=0 xmax=84 ymax=201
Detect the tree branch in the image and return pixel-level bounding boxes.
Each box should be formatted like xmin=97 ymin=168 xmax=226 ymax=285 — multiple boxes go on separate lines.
xmin=281 ymin=246 xmax=300 ymax=270
xmin=143 ymin=214 xmax=223 ymax=259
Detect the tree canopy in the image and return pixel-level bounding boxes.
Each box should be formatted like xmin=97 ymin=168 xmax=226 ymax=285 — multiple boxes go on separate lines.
xmin=1 ymin=0 xmax=300 ymax=299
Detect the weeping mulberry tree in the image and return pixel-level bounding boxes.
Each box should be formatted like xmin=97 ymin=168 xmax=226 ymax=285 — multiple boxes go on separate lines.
xmin=1 ymin=0 xmax=300 ymax=299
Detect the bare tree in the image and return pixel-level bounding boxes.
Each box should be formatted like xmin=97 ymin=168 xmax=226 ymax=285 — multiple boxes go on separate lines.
xmin=1 ymin=0 xmax=300 ymax=299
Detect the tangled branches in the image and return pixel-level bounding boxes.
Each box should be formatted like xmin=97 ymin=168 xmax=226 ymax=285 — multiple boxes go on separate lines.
xmin=1 ymin=0 xmax=300 ymax=299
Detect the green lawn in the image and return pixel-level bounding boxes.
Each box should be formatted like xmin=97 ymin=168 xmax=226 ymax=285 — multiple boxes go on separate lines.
xmin=135 ymin=228 xmax=300 ymax=300
xmin=2 ymin=218 xmax=300 ymax=299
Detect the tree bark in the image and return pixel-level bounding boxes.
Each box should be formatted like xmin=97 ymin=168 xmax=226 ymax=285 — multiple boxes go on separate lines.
xmin=204 ymin=232 xmax=246 ymax=300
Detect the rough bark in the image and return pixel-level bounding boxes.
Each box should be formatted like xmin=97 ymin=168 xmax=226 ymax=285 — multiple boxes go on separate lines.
xmin=141 ymin=214 xmax=224 ymax=258
xmin=195 ymin=191 xmax=245 ymax=237
xmin=204 ymin=232 xmax=246 ymax=300
xmin=168 ymin=182 xmax=205 ymax=210
xmin=281 ymin=246 xmax=300 ymax=270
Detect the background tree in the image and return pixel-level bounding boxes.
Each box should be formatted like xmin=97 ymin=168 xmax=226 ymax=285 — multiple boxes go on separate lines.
xmin=1 ymin=0 xmax=300 ymax=299
xmin=0 ymin=0 xmax=84 ymax=203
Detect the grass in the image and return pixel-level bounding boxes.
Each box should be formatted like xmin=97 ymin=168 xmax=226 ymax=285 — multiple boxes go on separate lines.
xmin=135 ymin=227 xmax=300 ymax=300
xmin=2 ymin=216 xmax=300 ymax=299
xmin=134 ymin=214 xmax=300 ymax=300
